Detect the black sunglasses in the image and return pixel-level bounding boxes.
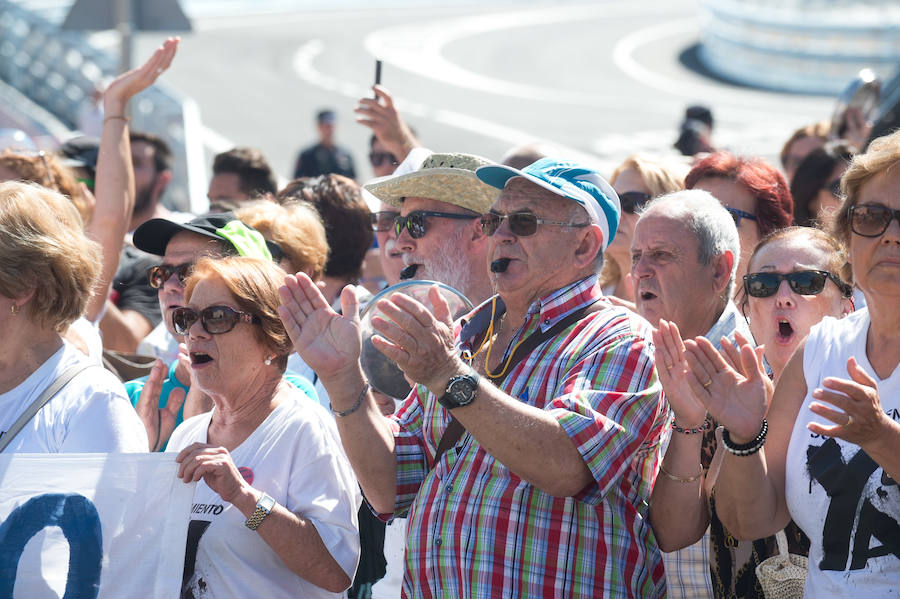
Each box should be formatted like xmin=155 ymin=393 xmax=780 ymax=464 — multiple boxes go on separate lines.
xmin=849 ymin=204 xmax=900 ymax=238
xmin=371 ymin=210 xmax=399 ymax=233
xmin=394 ymin=210 xmax=478 ymax=239
xmin=743 ymin=270 xmax=852 ymax=299
xmin=480 ymin=211 xmax=589 ymax=237
xmin=147 ymin=262 xmax=193 ymax=289
xmin=171 ymin=305 xmax=261 ymax=336
xmin=369 ymin=151 xmax=398 ymax=168
xmin=618 ymin=191 xmax=652 ymax=214
xmin=725 ymin=206 xmax=757 ymax=227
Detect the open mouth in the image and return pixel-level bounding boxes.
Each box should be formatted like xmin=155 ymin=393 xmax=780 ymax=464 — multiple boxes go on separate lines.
xmin=190 ymin=352 xmax=213 ymax=366
xmin=639 ymin=290 xmax=657 ymax=301
xmin=776 ymin=319 xmax=794 ymax=342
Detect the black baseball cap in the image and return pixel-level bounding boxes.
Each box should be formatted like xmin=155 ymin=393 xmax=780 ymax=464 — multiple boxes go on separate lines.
xmin=133 ymin=212 xmax=277 ymax=260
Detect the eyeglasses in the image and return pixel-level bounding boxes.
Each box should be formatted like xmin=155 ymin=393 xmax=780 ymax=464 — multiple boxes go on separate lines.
xmin=369 ymin=151 xmax=398 ymax=168
xmin=849 ymin=204 xmax=900 ymax=238
xmin=5 ymin=148 xmax=56 ymax=188
xmin=725 ymin=206 xmax=757 ymax=227
xmin=171 ymin=305 xmax=261 ymax=335
xmin=743 ymin=270 xmax=852 ymax=299
xmin=479 ymin=211 xmax=589 ymax=237
xmin=147 ymin=262 xmax=193 ymax=289
xmin=394 ymin=210 xmax=478 ymax=239
xmin=618 ymin=191 xmax=652 ymax=214
xmin=371 ymin=210 xmax=399 ymax=233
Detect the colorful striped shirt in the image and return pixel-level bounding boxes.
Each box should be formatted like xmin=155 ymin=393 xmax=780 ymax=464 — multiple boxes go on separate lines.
xmin=382 ymin=276 xmax=669 ymax=598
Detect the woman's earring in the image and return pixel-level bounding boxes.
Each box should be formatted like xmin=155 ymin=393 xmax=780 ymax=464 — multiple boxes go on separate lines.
xmin=264 ymin=355 xmax=273 ymax=366
xmin=10 ymin=304 xmax=19 ymax=315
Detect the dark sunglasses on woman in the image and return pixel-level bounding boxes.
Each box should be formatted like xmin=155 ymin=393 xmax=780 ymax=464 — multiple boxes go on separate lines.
xmin=849 ymin=204 xmax=900 ymax=237
xmin=743 ymin=270 xmax=852 ymax=299
xmin=618 ymin=191 xmax=652 ymax=214
xmin=393 ymin=210 xmax=478 ymax=239
xmin=171 ymin=305 xmax=261 ymax=335
xmin=147 ymin=263 xmax=193 ymax=289
xmin=479 ymin=211 xmax=589 ymax=237
xmin=371 ymin=210 xmax=399 ymax=233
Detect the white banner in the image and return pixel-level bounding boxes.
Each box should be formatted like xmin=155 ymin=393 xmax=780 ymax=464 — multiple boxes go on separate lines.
xmin=0 ymin=453 xmax=194 ymax=598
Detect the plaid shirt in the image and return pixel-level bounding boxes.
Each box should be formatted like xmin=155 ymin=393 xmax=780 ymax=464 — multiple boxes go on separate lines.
xmin=382 ymin=276 xmax=669 ymax=598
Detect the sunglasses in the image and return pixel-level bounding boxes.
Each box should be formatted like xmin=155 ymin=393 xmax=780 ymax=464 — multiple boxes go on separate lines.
xmin=371 ymin=210 xmax=399 ymax=233
xmin=147 ymin=262 xmax=193 ymax=289
xmin=725 ymin=206 xmax=757 ymax=227
xmin=849 ymin=204 xmax=900 ymax=238
xmin=171 ymin=305 xmax=261 ymax=336
xmin=743 ymin=270 xmax=852 ymax=299
xmin=394 ymin=210 xmax=478 ymax=239
xmin=480 ymin=211 xmax=589 ymax=237
xmin=369 ymin=151 xmax=398 ymax=168
xmin=618 ymin=191 xmax=652 ymax=214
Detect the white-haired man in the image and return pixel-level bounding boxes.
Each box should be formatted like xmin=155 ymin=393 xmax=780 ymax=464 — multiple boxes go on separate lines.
xmin=280 ymin=158 xmax=670 ymax=597
xmin=631 ymin=189 xmax=746 ymax=598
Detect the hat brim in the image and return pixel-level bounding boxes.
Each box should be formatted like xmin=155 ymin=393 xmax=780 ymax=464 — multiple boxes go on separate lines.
xmin=364 ymin=168 xmax=500 ymax=213
xmin=476 ymin=164 xmax=581 ymax=204
xmin=132 ymin=218 xmax=223 ymax=256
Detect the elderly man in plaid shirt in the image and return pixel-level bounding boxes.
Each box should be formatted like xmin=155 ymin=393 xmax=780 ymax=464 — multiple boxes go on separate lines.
xmin=280 ymin=158 xmax=670 ymax=598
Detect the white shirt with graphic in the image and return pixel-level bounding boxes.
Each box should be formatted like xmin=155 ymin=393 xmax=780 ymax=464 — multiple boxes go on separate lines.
xmin=786 ymin=308 xmax=899 ymax=597
xmin=0 ymin=343 xmax=147 ymax=453
xmin=167 ymin=391 xmax=361 ymax=599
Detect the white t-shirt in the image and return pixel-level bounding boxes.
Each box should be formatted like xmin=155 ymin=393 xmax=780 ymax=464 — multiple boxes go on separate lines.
xmin=137 ymin=320 xmax=180 ymax=363
xmin=167 ymin=392 xmax=361 ymax=599
xmin=0 ymin=343 xmax=148 ymax=453
xmin=786 ymin=308 xmax=900 ymax=597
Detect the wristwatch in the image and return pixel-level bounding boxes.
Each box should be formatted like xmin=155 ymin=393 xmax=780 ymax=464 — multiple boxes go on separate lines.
xmin=244 ymin=492 xmax=276 ymax=531
xmin=437 ymin=369 xmax=480 ymax=410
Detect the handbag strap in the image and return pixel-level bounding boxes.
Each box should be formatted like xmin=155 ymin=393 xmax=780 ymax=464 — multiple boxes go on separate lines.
xmin=432 ymin=299 xmax=603 ymax=467
xmin=0 ymin=362 xmax=94 ymax=452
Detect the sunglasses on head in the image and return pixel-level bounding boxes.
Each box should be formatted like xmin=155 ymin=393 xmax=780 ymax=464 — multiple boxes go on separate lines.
xmin=171 ymin=305 xmax=261 ymax=336
xmin=743 ymin=270 xmax=852 ymax=299
xmin=725 ymin=206 xmax=757 ymax=227
xmin=369 ymin=151 xmax=398 ymax=168
xmin=849 ymin=204 xmax=900 ymax=238
xmin=618 ymin=191 xmax=652 ymax=214
xmin=371 ymin=210 xmax=399 ymax=233
xmin=147 ymin=262 xmax=193 ymax=289
xmin=393 ymin=210 xmax=478 ymax=239
xmin=479 ymin=211 xmax=589 ymax=237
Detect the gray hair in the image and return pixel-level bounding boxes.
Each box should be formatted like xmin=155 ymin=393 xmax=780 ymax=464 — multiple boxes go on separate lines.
xmin=638 ymin=189 xmax=740 ymax=298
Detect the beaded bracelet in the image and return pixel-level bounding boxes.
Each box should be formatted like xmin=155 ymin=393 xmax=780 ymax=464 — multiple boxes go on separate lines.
xmin=671 ymin=416 xmax=711 ymax=435
xmin=659 ymin=463 xmax=703 ymax=483
xmin=721 ymin=419 xmax=768 ymax=456
xmin=331 ymin=382 xmax=370 ymax=418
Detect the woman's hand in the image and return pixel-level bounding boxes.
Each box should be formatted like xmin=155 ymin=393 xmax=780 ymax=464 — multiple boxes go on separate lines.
xmin=175 ymin=443 xmax=248 ymax=503
xmin=653 ymin=319 xmax=707 ymax=428
xmin=684 ymin=331 xmax=773 ymax=442
xmin=808 ymin=357 xmax=890 ymax=445
xmin=135 ymin=359 xmax=186 ymax=451
xmin=278 ymin=273 xmax=362 ymax=381
xmin=103 ymin=37 xmax=179 ymax=116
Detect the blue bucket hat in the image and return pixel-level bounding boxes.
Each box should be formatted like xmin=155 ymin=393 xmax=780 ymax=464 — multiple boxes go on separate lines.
xmin=475 ymin=158 xmax=621 ymax=251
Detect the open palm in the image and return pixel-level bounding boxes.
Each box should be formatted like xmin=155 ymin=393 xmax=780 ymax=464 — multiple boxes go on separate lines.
xmin=653 ymin=320 xmax=707 ymax=427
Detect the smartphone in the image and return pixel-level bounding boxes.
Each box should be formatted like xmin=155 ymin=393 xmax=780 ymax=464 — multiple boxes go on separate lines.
xmin=374 ymin=59 xmax=382 ymax=98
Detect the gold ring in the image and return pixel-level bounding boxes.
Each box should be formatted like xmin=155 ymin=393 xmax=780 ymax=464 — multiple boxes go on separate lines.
xmin=846 ymin=414 xmax=854 ymax=427
xmin=665 ymin=363 xmax=673 ymax=370
xmin=702 ymin=379 xmax=712 ymax=388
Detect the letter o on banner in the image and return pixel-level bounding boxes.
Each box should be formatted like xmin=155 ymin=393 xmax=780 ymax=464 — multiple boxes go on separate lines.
xmin=0 ymin=493 xmax=103 ymax=598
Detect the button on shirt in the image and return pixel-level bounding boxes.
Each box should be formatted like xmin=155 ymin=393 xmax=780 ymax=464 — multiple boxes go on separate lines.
xmin=381 ymin=276 xmax=669 ymax=598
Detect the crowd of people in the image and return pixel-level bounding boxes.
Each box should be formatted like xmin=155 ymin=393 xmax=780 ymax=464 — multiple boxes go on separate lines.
xmin=1 ymin=35 xmax=898 ymax=599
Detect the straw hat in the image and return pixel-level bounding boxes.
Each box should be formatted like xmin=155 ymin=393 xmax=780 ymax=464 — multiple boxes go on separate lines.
xmin=364 ymin=152 xmax=499 ymax=212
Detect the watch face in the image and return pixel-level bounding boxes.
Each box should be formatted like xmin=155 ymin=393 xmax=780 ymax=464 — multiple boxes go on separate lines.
xmin=442 ymin=374 xmax=478 ymax=408
xmin=258 ymin=493 xmax=276 ymax=512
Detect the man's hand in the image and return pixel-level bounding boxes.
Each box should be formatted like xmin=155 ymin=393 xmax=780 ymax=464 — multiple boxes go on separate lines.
xmin=278 ymin=273 xmax=363 ymax=382
xmin=370 ymin=285 xmax=463 ymax=394
xmin=354 ymin=85 xmax=420 ymax=163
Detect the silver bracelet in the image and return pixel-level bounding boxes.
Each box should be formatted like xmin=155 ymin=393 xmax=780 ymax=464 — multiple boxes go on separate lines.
xmin=331 ymin=382 xmax=370 ymax=418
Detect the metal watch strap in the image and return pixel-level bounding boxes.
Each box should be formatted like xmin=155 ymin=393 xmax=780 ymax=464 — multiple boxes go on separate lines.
xmin=244 ymin=493 xmax=274 ymax=530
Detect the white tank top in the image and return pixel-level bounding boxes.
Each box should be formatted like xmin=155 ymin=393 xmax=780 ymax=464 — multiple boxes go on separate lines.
xmin=785 ymin=308 xmax=900 ymax=597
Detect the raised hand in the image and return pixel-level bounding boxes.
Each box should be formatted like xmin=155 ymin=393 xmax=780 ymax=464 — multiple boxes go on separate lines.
xmin=104 ymin=37 xmax=179 ymax=115
xmin=652 ymin=319 xmax=707 ymax=428
xmin=370 ymin=285 xmax=460 ymax=393
xmin=683 ymin=332 xmax=772 ymax=442
xmin=278 ymin=273 xmax=362 ymax=381
xmin=354 ymin=85 xmax=419 ymax=162
xmin=135 ymin=359 xmax=187 ymax=451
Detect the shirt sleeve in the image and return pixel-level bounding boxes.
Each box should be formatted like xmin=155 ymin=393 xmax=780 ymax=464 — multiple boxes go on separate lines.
xmin=548 ymin=329 xmax=667 ymax=505
xmin=59 ymin=371 xmax=150 ymax=453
